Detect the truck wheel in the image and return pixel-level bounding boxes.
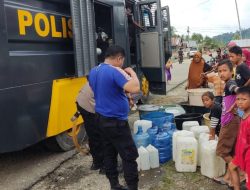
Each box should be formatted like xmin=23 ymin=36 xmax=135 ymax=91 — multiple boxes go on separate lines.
xmin=45 ymin=124 xmax=87 ymax=152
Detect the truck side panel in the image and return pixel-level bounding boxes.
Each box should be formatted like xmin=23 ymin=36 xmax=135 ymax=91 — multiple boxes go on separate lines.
xmin=0 ymin=0 xmax=75 ymax=152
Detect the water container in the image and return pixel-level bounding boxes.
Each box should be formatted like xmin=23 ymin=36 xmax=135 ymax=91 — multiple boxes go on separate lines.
xmin=187 ymin=88 xmax=214 ymax=106
xmin=198 ymin=133 xmax=210 ymax=166
xmin=146 ymin=145 xmax=159 ymax=169
xmin=172 ymin=130 xmax=194 ymax=161
xmin=141 ymin=111 xmax=174 ymax=127
xmin=201 ymin=140 xmax=226 ymax=178
xmin=133 ymin=126 xmax=150 ymax=148
xmin=138 ymin=104 xmax=160 ymax=119
xmin=162 ymin=104 xmax=186 ymax=117
xmin=138 ymin=146 xmax=150 ymax=170
xmin=136 ymin=157 xmax=140 ymax=171
xmin=182 ymin=121 xmax=199 ymax=131
xmin=175 ymin=114 xmax=203 ymax=130
xmin=147 ymin=126 xmax=158 ymax=144
xmin=154 ymin=128 xmax=171 ymax=163
xmin=175 ymin=137 xmax=198 ymax=172
xmin=190 ymin=125 xmax=209 ymax=139
xmin=133 ymin=120 xmax=152 ymax=134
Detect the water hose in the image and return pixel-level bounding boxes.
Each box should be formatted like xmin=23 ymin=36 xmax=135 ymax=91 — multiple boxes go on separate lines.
xmin=71 ymin=111 xmax=89 ymax=155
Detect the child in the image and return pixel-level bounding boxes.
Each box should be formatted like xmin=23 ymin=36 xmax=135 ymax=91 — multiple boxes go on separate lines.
xmin=202 ymin=91 xmax=222 ymax=140
xmin=204 ymin=71 xmax=225 ymax=105
xmin=214 ymin=59 xmax=240 ymax=187
xmin=230 ymin=86 xmax=250 ymax=190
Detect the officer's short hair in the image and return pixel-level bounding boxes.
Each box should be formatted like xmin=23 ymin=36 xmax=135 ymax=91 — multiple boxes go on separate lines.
xmin=105 ymin=45 xmax=125 ymax=59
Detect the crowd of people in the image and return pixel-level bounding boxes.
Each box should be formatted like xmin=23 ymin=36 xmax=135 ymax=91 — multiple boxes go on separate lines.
xmin=188 ymin=45 xmax=250 ymax=190
xmin=76 ymin=42 xmax=250 ymax=190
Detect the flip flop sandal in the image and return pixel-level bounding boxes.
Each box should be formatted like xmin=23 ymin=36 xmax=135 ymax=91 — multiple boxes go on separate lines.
xmin=213 ymin=177 xmax=228 ymax=185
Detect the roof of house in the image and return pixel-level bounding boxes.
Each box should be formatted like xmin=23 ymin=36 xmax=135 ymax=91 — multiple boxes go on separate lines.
xmin=230 ymin=39 xmax=250 ymax=48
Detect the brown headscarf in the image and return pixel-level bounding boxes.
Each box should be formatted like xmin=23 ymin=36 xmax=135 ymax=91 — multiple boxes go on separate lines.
xmin=187 ymin=52 xmax=205 ymax=89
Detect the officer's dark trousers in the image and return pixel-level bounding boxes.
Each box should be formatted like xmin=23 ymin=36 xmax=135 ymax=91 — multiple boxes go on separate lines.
xmin=77 ymin=103 xmax=104 ymax=166
xmin=97 ymin=113 xmax=139 ymax=188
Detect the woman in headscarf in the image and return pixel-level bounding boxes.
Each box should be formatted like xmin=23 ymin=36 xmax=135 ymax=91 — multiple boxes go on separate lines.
xmin=186 ymin=52 xmax=212 ymax=89
xmin=242 ymin=48 xmax=250 ymax=68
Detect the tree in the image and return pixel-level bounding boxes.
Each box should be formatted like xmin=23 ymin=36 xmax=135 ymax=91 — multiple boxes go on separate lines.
xmin=232 ymin=33 xmax=240 ymax=40
xmin=191 ymin=33 xmax=203 ymax=43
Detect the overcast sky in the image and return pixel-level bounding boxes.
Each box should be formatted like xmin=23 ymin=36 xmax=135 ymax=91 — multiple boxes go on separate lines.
xmin=161 ymin=0 xmax=250 ymax=37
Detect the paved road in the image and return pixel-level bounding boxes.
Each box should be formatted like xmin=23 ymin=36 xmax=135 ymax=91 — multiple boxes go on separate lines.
xmin=166 ymin=58 xmax=190 ymax=92
xmin=166 ymin=55 xmax=210 ymax=93
xmin=0 ymin=54 xmax=210 ymax=190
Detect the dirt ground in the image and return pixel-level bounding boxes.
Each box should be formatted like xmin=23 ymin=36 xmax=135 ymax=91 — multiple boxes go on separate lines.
xmin=30 ymin=84 xmax=234 ymax=190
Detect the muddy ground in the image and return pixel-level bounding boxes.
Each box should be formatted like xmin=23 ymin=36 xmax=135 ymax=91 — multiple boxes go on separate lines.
xmin=30 ymin=84 xmax=231 ymax=190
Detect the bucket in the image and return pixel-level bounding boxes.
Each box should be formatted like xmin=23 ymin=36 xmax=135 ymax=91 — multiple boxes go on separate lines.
xmin=203 ymin=113 xmax=211 ymax=128
xmin=138 ymin=105 xmax=160 ymax=119
xmin=175 ymin=113 xmax=203 ymax=130
xmin=187 ymin=88 xmax=213 ymax=106
xmin=141 ymin=111 xmax=174 ymax=127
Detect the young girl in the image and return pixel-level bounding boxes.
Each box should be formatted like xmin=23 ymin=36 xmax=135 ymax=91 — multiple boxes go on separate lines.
xmin=230 ymin=86 xmax=250 ymax=190
xmin=202 ymin=91 xmax=222 ymax=140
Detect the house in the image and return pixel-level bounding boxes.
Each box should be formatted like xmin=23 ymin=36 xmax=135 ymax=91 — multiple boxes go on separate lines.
xmin=229 ymin=39 xmax=250 ymax=49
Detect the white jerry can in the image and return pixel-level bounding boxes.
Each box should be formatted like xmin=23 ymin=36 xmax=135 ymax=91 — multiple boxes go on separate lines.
xmin=146 ymin=144 xmax=159 ymax=169
xmin=190 ymin=125 xmax=209 ymax=139
xmin=201 ymin=140 xmax=226 ymax=178
xmin=138 ymin=146 xmax=150 ymax=171
xmin=172 ymin=130 xmax=194 ymax=161
xmin=136 ymin=157 xmax=140 ymax=171
xmin=198 ymin=133 xmax=210 ymax=166
xmin=133 ymin=120 xmax=152 ymax=134
xmin=175 ymin=137 xmax=198 ymax=172
xmin=182 ymin=121 xmax=199 ymax=131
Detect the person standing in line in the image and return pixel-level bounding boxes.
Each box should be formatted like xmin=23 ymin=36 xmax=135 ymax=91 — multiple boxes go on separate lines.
xmin=76 ymin=82 xmax=105 ymax=173
xmin=229 ymin=46 xmax=250 ymax=88
xmin=186 ymin=52 xmax=212 ymax=89
xmin=242 ymin=48 xmax=250 ymax=68
xmin=230 ymin=87 xmax=250 ymax=190
xmin=89 ymin=45 xmax=140 ymax=190
xmin=214 ymin=60 xmax=240 ymax=188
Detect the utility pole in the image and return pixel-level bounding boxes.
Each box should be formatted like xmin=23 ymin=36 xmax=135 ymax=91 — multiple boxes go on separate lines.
xmin=235 ymin=0 xmax=243 ymax=39
xmin=187 ymin=26 xmax=190 ymax=48
xmin=187 ymin=26 xmax=190 ymax=42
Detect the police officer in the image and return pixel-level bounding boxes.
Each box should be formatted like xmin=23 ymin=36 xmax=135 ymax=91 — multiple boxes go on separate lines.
xmin=89 ymin=45 xmax=140 ymax=190
xmin=76 ymin=82 xmax=104 ymax=173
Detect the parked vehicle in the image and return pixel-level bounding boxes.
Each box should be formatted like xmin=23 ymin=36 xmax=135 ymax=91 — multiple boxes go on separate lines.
xmin=188 ymin=47 xmax=198 ymax=58
xmin=0 ymin=0 xmax=172 ymax=153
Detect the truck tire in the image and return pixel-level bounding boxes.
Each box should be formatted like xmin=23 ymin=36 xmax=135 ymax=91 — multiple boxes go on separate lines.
xmin=45 ymin=124 xmax=87 ymax=152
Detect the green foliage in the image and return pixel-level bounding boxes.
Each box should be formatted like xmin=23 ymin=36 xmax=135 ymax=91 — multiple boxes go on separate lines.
xmin=191 ymin=33 xmax=203 ymax=43
xmin=213 ymin=28 xmax=250 ymax=44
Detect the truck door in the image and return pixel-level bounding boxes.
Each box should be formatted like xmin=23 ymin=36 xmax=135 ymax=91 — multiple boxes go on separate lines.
xmin=137 ymin=0 xmax=171 ymax=95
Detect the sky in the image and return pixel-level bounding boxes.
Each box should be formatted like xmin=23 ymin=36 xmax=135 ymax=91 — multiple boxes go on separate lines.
xmin=161 ymin=0 xmax=250 ymax=37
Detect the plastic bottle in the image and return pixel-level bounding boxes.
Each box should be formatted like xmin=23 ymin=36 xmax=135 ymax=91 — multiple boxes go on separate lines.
xmin=198 ymin=133 xmax=210 ymax=166
xmin=201 ymin=140 xmax=226 ymax=178
xmin=147 ymin=125 xmax=158 ymax=144
xmin=172 ymin=130 xmax=194 ymax=161
xmin=133 ymin=120 xmax=152 ymax=134
xmin=133 ymin=126 xmax=150 ymax=148
xmin=146 ymin=145 xmax=159 ymax=168
xmin=138 ymin=146 xmax=150 ymax=170
xmin=153 ymin=128 xmax=171 ymax=163
xmin=182 ymin=121 xmax=199 ymax=131
xmin=175 ymin=137 xmax=198 ymax=172
xmin=190 ymin=125 xmax=209 ymax=139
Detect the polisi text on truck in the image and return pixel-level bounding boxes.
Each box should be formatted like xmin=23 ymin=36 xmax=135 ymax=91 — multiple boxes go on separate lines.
xmin=17 ymin=9 xmax=72 ymax=38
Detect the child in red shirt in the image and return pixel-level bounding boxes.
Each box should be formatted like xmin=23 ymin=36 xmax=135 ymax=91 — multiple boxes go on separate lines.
xmin=230 ymin=86 xmax=250 ymax=190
